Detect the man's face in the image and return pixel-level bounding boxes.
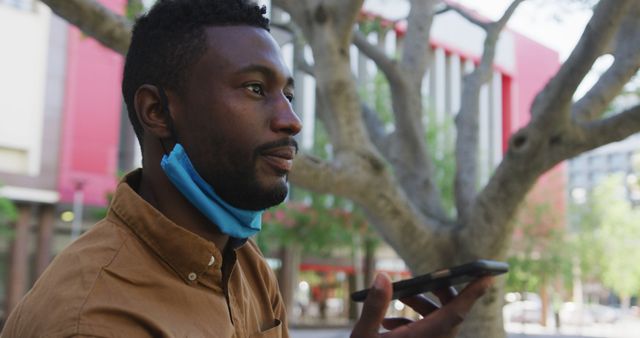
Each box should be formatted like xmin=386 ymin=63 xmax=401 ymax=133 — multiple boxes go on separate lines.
xmin=174 ymin=26 xmax=301 ymax=210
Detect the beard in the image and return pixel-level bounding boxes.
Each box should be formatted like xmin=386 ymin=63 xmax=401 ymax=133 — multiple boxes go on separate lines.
xmin=207 ymin=138 xmax=297 ymax=210
xmin=210 ymin=168 xmax=289 ymax=211
xmin=194 ymin=138 xmax=297 ymax=211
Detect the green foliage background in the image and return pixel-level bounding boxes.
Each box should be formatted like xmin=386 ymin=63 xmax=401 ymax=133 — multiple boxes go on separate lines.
xmin=587 ymin=174 xmax=640 ymax=300
xmin=506 ymin=173 xmax=640 ymax=305
xmin=257 ymin=196 xmax=377 ymax=256
xmin=505 ymin=200 xmax=572 ymax=293
xmin=0 ymin=184 xmax=17 ymax=238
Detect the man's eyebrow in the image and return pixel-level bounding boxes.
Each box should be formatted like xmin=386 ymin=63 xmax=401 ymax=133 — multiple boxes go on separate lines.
xmin=236 ymin=64 xmax=295 ymax=88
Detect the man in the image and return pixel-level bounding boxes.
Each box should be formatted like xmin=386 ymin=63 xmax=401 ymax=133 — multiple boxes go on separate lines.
xmin=1 ymin=1 xmax=493 ymax=337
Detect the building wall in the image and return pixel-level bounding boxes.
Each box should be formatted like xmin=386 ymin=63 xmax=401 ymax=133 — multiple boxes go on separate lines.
xmin=0 ymin=0 xmax=125 ymax=206
xmin=0 ymin=0 xmax=126 ymax=314
xmin=511 ymin=32 xmax=561 ymax=130
xmin=568 ymin=133 xmax=640 ymax=205
xmin=56 ymin=16 xmax=125 ymax=207
xmin=0 ymin=3 xmax=62 ymax=206
xmin=512 ymin=31 xmax=565 ymax=224
xmin=0 ymin=3 xmax=49 ymax=177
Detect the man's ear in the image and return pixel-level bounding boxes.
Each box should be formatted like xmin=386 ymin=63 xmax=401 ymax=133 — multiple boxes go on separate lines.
xmin=134 ymin=84 xmax=173 ymax=139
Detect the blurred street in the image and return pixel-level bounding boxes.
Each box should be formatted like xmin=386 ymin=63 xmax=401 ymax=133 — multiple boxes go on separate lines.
xmin=290 ymin=315 xmax=640 ymax=338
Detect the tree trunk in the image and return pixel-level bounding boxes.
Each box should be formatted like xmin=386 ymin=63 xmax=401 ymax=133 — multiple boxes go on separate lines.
xmin=35 ymin=205 xmax=55 ymax=279
xmin=350 ymin=233 xmax=364 ymax=321
xmin=5 ymin=204 xmax=31 ymax=316
xmin=458 ymin=280 xmax=506 ymax=338
xmin=347 ymin=274 xmax=360 ymax=321
xmin=540 ymin=281 xmax=548 ymax=327
xmin=277 ymin=245 xmax=301 ymax=322
xmin=363 ymin=238 xmax=377 ymax=288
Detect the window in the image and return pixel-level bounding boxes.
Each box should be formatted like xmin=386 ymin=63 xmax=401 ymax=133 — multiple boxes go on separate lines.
xmin=570 ymin=174 xmax=587 ymax=187
xmin=607 ymin=153 xmax=626 ymax=172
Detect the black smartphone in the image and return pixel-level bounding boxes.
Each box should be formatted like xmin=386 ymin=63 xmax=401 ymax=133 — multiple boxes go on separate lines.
xmin=350 ymin=259 xmax=508 ymax=302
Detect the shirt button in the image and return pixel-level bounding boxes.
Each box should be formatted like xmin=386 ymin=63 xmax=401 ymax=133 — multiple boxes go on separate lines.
xmin=208 ymin=256 xmax=216 ymax=266
xmin=188 ymin=272 xmax=197 ymax=281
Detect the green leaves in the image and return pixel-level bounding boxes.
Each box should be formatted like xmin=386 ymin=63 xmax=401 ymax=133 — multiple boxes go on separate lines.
xmin=0 ymin=184 xmax=17 ymax=238
xmin=125 ymin=0 xmax=145 ymax=20
xmin=589 ymin=174 xmax=640 ymax=299
xmin=257 ymin=199 xmax=374 ymax=256
xmin=506 ymin=199 xmax=571 ymax=293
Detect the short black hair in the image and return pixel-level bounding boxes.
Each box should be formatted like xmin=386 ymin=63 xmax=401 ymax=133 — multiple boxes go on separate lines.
xmin=122 ymin=0 xmax=270 ymax=147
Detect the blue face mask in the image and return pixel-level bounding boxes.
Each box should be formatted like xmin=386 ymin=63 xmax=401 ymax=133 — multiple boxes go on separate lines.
xmin=160 ymin=143 xmax=263 ymax=239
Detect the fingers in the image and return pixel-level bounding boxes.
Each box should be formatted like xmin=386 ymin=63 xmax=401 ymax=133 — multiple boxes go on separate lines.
xmin=433 ymin=276 xmax=494 ymax=327
xmin=399 ymin=294 xmax=440 ymax=316
xmin=409 ymin=276 xmax=494 ymax=334
xmin=432 ymin=285 xmax=458 ymax=305
xmin=351 ymin=275 xmax=494 ymax=337
xmin=381 ymin=317 xmax=413 ymax=331
xmin=351 ymin=273 xmax=392 ymax=337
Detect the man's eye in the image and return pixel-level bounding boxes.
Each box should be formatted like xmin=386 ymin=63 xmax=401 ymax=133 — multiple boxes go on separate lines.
xmin=246 ymin=83 xmax=264 ymax=96
xmin=285 ymin=93 xmax=294 ymax=103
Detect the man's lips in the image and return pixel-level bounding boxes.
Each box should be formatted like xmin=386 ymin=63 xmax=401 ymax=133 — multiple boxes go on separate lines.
xmin=261 ymin=146 xmax=296 ymax=173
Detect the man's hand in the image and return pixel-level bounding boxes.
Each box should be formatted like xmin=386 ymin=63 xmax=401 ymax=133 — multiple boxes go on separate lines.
xmin=350 ymin=273 xmax=494 ymax=337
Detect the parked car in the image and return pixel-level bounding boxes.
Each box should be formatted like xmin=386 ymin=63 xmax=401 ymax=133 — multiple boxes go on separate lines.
xmin=586 ymin=303 xmax=620 ymax=323
xmin=559 ymin=302 xmax=620 ymax=325
xmin=503 ymin=293 xmax=542 ymax=324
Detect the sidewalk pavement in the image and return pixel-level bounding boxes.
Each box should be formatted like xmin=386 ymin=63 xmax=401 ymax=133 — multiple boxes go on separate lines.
xmin=290 ymin=316 xmax=640 ymax=338
xmin=290 ymin=328 xmax=619 ymax=338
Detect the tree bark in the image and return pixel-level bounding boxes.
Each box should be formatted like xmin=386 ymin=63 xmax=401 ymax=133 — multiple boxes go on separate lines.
xmin=458 ymin=279 xmax=505 ymax=338
xmin=35 ymin=204 xmax=55 ymax=278
xmin=40 ymin=0 xmax=131 ymax=55
xmin=5 ymin=204 xmax=31 ymax=316
xmin=278 ymin=245 xmax=301 ymax=322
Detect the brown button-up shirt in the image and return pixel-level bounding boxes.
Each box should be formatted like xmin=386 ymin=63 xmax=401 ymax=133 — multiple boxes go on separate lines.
xmin=1 ymin=170 xmax=288 ymax=338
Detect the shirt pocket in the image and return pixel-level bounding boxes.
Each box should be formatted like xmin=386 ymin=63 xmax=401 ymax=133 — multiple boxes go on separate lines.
xmin=249 ymin=319 xmax=283 ymax=338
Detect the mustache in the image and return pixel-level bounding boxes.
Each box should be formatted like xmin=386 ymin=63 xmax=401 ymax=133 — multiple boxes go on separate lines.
xmin=254 ymin=138 xmax=299 ymax=156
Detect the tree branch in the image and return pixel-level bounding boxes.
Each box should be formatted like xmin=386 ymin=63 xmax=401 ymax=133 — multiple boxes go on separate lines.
xmin=454 ymin=0 xmax=524 ymax=223
xmin=288 ymin=154 xmax=343 ymax=195
xmin=530 ymin=0 xmax=634 ymax=123
xmin=572 ymin=2 xmax=640 ymax=122
xmin=289 ymin=151 xmax=386 ymax=210
xmin=375 ymin=0 xmax=449 ymax=220
xmin=332 ymin=0 xmax=367 ymax=44
xmin=271 ymin=0 xmax=303 ymax=21
xmin=352 ymin=30 xmax=402 ymax=85
xmin=290 ymin=151 xmax=458 ymax=270
xmin=271 ymin=21 xmax=315 ymax=76
xmin=464 ymin=1 xmax=639 ymax=256
xmin=313 ymin=87 xmax=339 ymax=144
xmin=494 ymin=0 xmax=525 ymax=29
xmin=400 ymin=0 xmax=438 ymax=78
xmin=578 ymin=104 xmax=640 ymax=152
xmin=444 ymin=3 xmax=490 ymax=31
xmin=41 ymin=0 xmax=132 ymax=55
xmin=477 ymin=0 xmax=525 ymax=81
xmin=361 ymin=103 xmax=392 ymax=156
xmin=433 ymin=3 xmax=451 ymax=16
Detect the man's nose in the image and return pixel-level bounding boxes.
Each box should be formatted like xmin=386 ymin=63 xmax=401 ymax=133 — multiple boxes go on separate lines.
xmin=271 ymin=96 xmax=302 ymax=136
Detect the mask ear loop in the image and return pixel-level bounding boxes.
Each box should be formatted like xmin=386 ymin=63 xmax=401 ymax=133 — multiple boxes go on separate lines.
xmin=157 ymin=86 xmax=178 ymax=155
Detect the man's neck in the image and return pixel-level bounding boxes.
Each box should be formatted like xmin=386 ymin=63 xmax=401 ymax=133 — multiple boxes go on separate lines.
xmin=137 ymin=167 xmax=230 ymax=251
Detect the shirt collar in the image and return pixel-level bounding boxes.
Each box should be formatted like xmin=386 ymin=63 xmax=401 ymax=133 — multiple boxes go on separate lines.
xmin=107 ymin=169 xmax=245 ymax=286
